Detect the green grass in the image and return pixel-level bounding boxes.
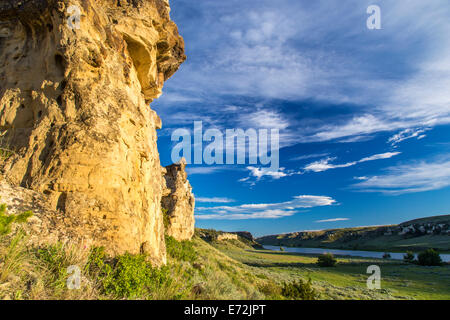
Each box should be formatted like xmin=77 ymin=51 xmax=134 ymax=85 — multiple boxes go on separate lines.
xmin=213 ymin=243 xmax=450 ymax=300
xmin=1 ymin=226 xmax=449 ymax=300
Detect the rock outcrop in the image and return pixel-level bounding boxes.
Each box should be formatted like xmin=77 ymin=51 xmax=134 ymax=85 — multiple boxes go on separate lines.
xmin=232 ymin=231 xmax=254 ymax=241
xmin=217 ymin=233 xmax=238 ymax=241
xmin=0 ymin=0 xmax=186 ymax=265
xmin=162 ymin=159 xmax=195 ymax=241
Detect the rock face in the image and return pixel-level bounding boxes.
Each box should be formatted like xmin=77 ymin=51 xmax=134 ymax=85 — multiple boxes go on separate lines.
xmin=0 ymin=0 xmax=186 ymax=265
xmin=217 ymin=233 xmax=238 ymax=241
xmin=162 ymin=160 xmax=195 ymax=241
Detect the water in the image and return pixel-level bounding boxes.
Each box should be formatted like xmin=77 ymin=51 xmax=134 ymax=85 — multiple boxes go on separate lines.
xmin=263 ymin=245 xmax=450 ymax=262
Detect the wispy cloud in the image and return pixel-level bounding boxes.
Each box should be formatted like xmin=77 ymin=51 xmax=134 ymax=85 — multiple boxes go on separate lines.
xmin=290 ymin=153 xmax=330 ymax=161
xmin=352 ymin=157 xmax=450 ymax=194
xmin=388 ymin=128 xmax=431 ymax=146
xmin=304 ymin=152 xmax=401 ymax=173
xmin=187 ymin=166 xmax=236 ymax=175
xmin=315 ymin=218 xmax=350 ymax=223
xmin=196 ymin=195 xmax=336 ymax=220
xmin=196 ymin=197 xmax=235 ymax=203
xmin=156 ymin=0 xmax=450 ymax=146
xmin=245 ymin=166 xmax=300 ymax=180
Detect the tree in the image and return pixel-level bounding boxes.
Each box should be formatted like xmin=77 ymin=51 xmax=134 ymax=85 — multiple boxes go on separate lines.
xmin=417 ymin=249 xmax=442 ymax=266
xmin=317 ymin=253 xmax=337 ymax=267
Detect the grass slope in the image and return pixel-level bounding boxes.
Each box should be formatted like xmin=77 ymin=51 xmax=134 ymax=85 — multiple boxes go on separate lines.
xmin=1 ymin=227 xmax=449 ymax=300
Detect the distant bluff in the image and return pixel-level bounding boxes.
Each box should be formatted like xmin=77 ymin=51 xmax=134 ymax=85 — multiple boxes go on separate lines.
xmin=0 ymin=0 xmax=192 ymax=265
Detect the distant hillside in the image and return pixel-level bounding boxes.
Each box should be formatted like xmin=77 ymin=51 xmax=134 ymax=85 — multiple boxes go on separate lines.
xmin=257 ymin=215 xmax=450 ymax=252
xmin=195 ymin=228 xmax=263 ymax=249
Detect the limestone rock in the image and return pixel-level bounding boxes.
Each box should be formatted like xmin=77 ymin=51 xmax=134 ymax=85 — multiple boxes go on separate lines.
xmin=217 ymin=233 xmax=238 ymax=241
xmin=0 ymin=179 xmax=91 ymax=248
xmin=162 ymin=159 xmax=195 ymax=241
xmin=0 ymin=0 xmax=186 ymax=265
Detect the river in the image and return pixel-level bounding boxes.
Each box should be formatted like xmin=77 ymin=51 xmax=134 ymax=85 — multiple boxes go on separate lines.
xmin=263 ymin=245 xmax=450 ymax=262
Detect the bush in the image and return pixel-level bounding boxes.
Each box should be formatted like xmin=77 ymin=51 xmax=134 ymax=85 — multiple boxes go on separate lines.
xmin=403 ymin=251 xmax=415 ymax=263
xmin=0 ymin=203 xmax=33 ymax=236
xmin=317 ymin=253 xmax=337 ymax=267
xmin=383 ymin=253 xmax=391 ymax=259
xmin=37 ymin=243 xmax=86 ymax=290
xmin=281 ymin=278 xmax=317 ymax=300
xmin=165 ymin=236 xmax=197 ymax=263
xmin=87 ymin=248 xmax=173 ymax=299
xmin=417 ymin=249 xmax=443 ymax=266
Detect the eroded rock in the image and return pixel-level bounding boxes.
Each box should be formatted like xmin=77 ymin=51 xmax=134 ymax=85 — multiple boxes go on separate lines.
xmin=162 ymin=159 xmax=195 ymax=241
xmin=0 ymin=0 xmax=186 ymax=265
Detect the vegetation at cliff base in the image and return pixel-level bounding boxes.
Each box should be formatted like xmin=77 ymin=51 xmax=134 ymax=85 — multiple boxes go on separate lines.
xmin=0 ymin=203 xmax=32 ymax=236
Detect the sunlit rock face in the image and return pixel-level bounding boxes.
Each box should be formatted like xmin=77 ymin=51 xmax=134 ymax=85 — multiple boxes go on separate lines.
xmin=0 ymin=0 xmax=186 ymax=265
xmin=162 ymin=160 xmax=195 ymax=241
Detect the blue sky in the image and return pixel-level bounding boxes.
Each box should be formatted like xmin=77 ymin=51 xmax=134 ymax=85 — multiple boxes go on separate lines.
xmin=153 ymin=0 xmax=450 ymax=237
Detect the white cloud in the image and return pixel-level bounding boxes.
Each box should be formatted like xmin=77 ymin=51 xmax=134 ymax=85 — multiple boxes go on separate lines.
xmin=359 ymin=152 xmax=402 ymax=163
xmin=196 ymin=197 xmax=235 ymax=203
xmin=239 ymin=167 xmax=302 ymax=185
xmin=239 ymin=110 xmax=290 ymax=130
xmin=388 ymin=128 xmax=431 ymax=146
xmin=315 ymin=218 xmax=350 ymax=223
xmin=246 ymin=166 xmax=291 ymax=180
xmin=305 ymin=157 xmax=356 ymax=173
xmin=290 ymin=153 xmax=330 ymax=161
xmin=352 ymin=157 xmax=450 ymax=194
xmin=187 ymin=166 xmax=235 ymax=175
xmin=304 ymin=152 xmax=401 ymax=173
xmin=196 ymin=195 xmax=336 ymax=220
xmin=308 ymin=115 xmax=404 ymax=143
xmin=156 ymin=0 xmax=450 ymax=147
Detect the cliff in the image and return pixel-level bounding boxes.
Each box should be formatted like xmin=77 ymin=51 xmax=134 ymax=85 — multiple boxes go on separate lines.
xmin=0 ymin=0 xmax=188 ymax=265
xmin=162 ymin=159 xmax=195 ymax=241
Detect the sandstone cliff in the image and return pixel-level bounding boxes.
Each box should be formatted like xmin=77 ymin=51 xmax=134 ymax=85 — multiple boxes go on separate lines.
xmin=162 ymin=159 xmax=195 ymax=241
xmin=0 ymin=0 xmax=187 ymax=265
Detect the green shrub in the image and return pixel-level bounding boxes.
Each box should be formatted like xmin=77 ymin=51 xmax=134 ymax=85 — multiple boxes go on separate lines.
xmin=0 ymin=203 xmax=33 ymax=236
xmin=383 ymin=253 xmax=391 ymax=259
xmin=165 ymin=236 xmax=197 ymax=263
xmin=102 ymin=252 xmax=172 ymax=298
xmin=281 ymin=278 xmax=317 ymax=300
xmin=403 ymin=251 xmax=415 ymax=263
xmin=317 ymin=253 xmax=337 ymax=267
xmin=36 ymin=243 xmax=76 ymax=290
xmin=258 ymin=281 xmax=282 ymax=298
xmin=417 ymin=249 xmax=443 ymax=266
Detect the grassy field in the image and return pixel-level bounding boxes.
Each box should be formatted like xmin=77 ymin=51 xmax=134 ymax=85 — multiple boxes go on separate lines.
xmin=213 ymin=240 xmax=450 ymax=300
xmin=1 ymin=227 xmax=449 ymax=300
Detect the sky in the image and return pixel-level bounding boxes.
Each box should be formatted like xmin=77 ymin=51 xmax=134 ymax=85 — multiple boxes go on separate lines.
xmin=152 ymin=0 xmax=450 ymax=237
